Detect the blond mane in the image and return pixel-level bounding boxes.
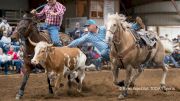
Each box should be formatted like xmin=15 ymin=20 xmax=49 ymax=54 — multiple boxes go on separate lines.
xmin=107 ymin=13 xmax=131 ymax=30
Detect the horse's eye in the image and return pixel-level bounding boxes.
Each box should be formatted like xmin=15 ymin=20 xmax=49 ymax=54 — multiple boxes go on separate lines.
xmin=113 ymin=24 xmax=116 ymax=26
xmin=41 ymin=50 xmax=45 ymax=52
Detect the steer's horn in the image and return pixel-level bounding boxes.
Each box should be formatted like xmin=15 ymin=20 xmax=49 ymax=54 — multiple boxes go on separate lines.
xmin=47 ymin=43 xmax=53 ymax=47
xmin=28 ymin=37 xmax=37 ymax=46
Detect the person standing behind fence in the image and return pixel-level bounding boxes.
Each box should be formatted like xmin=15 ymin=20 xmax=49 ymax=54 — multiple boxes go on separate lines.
xmin=31 ymin=0 xmax=66 ymax=46
xmin=69 ymin=22 xmax=83 ymax=39
xmin=0 ymin=17 xmax=12 ymax=36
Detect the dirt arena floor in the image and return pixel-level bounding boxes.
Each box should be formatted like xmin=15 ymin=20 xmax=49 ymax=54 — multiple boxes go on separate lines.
xmin=0 ymin=68 xmax=180 ymax=101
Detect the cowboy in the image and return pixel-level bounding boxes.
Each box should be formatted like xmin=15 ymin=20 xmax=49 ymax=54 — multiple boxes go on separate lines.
xmin=67 ymin=19 xmax=110 ymax=63
xmin=31 ymin=0 xmax=66 ymax=46
xmin=131 ymin=16 xmax=145 ymax=31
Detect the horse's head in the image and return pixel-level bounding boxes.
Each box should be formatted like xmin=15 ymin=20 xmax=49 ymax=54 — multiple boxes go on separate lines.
xmin=13 ymin=13 xmax=37 ymax=41
xmin=106 ymin=14 xmax=118 ymax=43
xmin=105 ymin=13 xmax=126 ymax=44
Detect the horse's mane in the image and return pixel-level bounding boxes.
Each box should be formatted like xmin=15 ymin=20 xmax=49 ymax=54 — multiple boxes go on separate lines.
xmin=108 ymin=14 xmax=126 ymax=22
xmin=107 ymin=13 xmax=131 ymax=29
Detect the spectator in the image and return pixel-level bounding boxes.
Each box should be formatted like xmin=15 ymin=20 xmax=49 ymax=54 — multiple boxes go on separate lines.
xmin=69 ymin=22 xmax=83 ymax=39
xmin=0 ymin=17 xmax=12 ymax=36
xmin=0 ymin=48 xmax=10 ymax=75
xmin=164 ymin=47 xmax=180 ymax=68
xmin=0 ymin=31 xmax=11 ymax=53
xmin=7 ymin=46 xmax=22 ymax=73
xmin=82 ymin=27 xmax=88 ymax=36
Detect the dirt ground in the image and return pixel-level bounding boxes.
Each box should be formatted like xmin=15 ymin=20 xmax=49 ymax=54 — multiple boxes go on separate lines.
xmin=0 ymin=68 xmax=180 ymax=101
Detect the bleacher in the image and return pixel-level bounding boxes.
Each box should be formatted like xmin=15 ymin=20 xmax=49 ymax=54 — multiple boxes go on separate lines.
xmin=0 ymin=9 xmax=25 ymax=26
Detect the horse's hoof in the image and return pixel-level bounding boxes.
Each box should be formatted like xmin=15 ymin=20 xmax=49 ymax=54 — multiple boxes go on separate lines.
xmin=129 ymin=82 xmax=135 ymax=88
xmin=116 ymin=80 xmax=125 ymax=87
xmin=15 ymin=94 xmax=22 ymax=100
xmin=77 ymin=89 xmax=82 ymax=93
xmin=160 ymin=84 xmax=167 ymax=92
xmin=118 ymin=94 xmax=125 ymax=100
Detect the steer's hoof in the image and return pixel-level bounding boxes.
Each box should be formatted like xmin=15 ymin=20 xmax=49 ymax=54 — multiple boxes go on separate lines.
xmin=15 ymin=94 xmax=22 ymax=100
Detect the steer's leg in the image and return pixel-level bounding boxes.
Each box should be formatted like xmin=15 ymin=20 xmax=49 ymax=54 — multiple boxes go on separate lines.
xmin=77 ymin=70 xmax=85 ymax=93
xmin=47 ymin=75 xmax=54 ymax=94
xmin=54 ymin=73 xmax=64 ymax=95
xmin=16 ymin=65 xmax=30 ymax=100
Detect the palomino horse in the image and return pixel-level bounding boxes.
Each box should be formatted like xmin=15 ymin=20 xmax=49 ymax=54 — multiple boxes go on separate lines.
xmin=12 ymin=13 xmax=71 ymax=99
xmin=105 ymin=13 xmax=168 ymax=99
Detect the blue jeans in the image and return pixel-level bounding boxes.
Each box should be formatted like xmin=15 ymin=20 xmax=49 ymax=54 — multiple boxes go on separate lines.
xmin=170 ymin=56 xmax=180 ymax=68
xmin=39 ymin=23 xmax=62 ymax=46
xmin=12 ymin=60 xmax=22 ymax=72
xmin=92 ymin=58 xmax=102 ymax=70
xmin=100 ymin=48 xmax=110 ymax=61
xmin=164 ymin=55 xmax=180 ymax=68
xmin=131 ymin=23 xmax=141 ymax=31
xmin=0 ymin=60 xmax=9 ymax=75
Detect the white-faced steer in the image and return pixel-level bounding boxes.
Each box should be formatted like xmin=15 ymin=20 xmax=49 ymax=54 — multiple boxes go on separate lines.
xmin=28 ymin=38 xmax=86 ymax=93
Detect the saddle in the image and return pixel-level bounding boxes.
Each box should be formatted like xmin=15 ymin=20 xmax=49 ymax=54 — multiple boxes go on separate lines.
xmin=39 ymin=30 xmax=52 ymax=43
xmin=130 ymin=29 xmax=157 ymax=49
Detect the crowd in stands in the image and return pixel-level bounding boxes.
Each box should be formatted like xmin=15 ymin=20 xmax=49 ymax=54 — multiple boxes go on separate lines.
xmin=163 ymin=35 xmax=180 ymax=68
xmin=0 ymin=18 xmax=23 ymax=75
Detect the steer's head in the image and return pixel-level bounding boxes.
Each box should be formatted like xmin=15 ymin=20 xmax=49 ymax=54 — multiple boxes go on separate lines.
xmin=28 ymin=37 xmax=53 ymax=65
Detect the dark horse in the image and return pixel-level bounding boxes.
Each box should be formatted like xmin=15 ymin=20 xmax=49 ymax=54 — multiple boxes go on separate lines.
xmin=12 ymin=13 xmax=68 ymax=99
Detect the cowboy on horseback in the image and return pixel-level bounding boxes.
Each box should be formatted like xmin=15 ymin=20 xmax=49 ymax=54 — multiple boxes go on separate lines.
xmin=130 ymin=16 xmax=157 ymax=49
xmin=131 ymin=16 xmax=145 ymax=31
xmin=31 ymin=0 xmax=66 ymax=46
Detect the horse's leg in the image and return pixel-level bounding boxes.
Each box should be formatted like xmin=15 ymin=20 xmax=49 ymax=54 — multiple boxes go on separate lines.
xmin=111 ymin=61 xmax=120 ymax=85
xmin=153 ymin=46 xmax=168 ymax=92
xmin=118 ymin=65 xmax=133 ymax=99
xmin=16 ymin=66 xmax=31 ymax=100
xmin=160 ymin=63 xmax=168 ymax=91
xmin=130 ymin=66 xmax=144 ymax=87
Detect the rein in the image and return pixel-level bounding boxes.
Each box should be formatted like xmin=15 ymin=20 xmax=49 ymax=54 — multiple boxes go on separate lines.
xmin=109 ymin=23 xmax=136 ymax=68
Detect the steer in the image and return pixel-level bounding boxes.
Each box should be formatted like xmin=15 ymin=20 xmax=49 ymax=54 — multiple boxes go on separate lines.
xmin=28 ymin=38 xmax=86 ymax=93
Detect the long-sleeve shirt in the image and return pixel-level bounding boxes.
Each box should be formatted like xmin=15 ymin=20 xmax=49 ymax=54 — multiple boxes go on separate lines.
xmin=0 ymin=54 xmax=8 ymax=62
xmin=7 ymin=51 xmax=19 ymax=60
xmin=36 ymin=2 xmax=66 ymax=26
xmin=68 ymin=26 xmax=109 ymax=53
xmin=0 ymin=36 xmax=11 ymax=44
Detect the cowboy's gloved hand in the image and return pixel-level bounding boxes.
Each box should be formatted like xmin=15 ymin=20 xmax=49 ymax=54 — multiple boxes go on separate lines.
xmin=30 ymin=9 xmax=37 ymax=14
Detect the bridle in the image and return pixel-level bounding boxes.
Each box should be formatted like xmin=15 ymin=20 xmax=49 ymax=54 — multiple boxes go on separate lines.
xmin=107 ymin=23 xmax=125 ymax=68
xmin=16 ymin=20 xmax=33 ymax=46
